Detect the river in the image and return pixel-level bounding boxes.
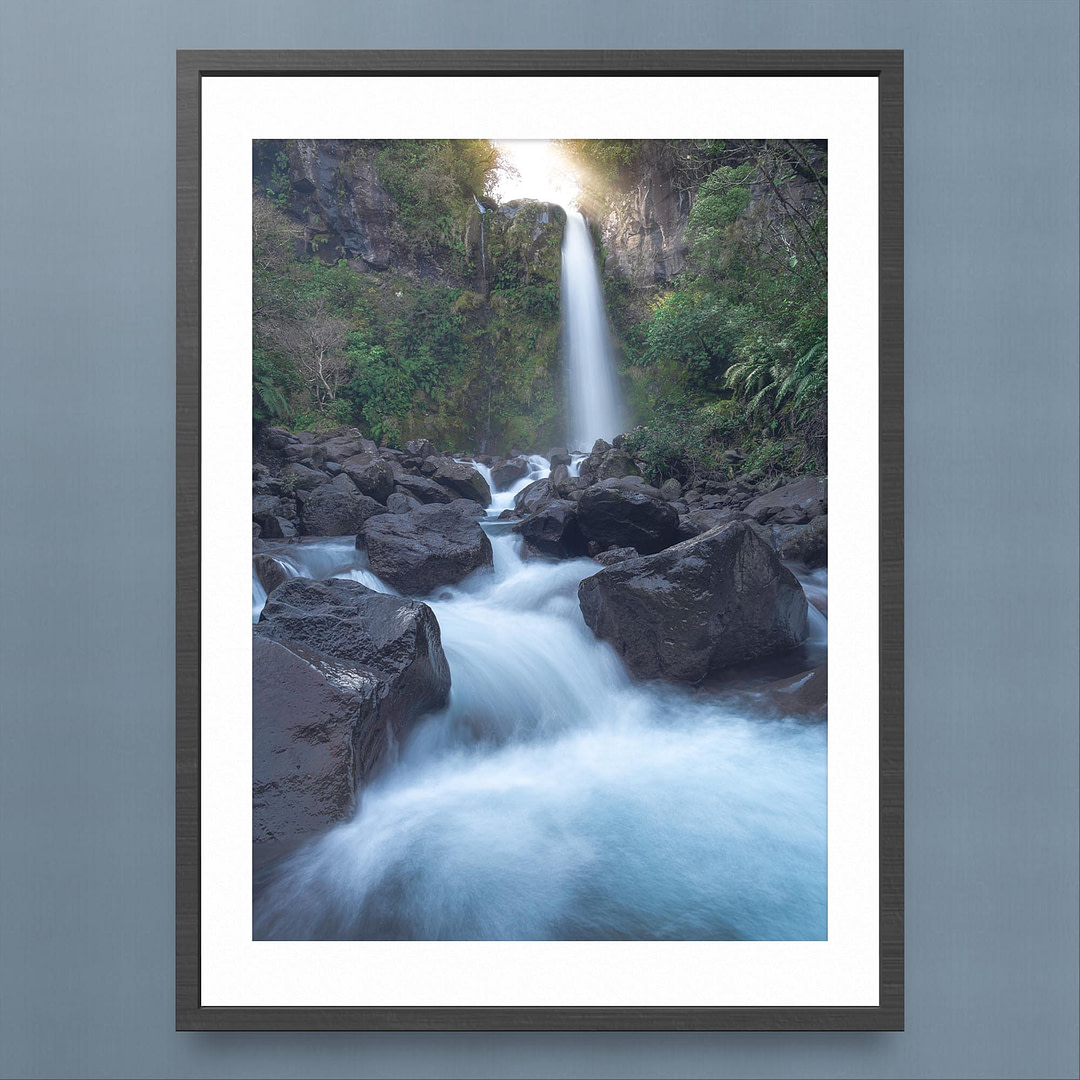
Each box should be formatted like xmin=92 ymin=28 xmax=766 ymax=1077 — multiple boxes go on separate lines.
xmin=251 ymin=458 xmax=827 ymax=940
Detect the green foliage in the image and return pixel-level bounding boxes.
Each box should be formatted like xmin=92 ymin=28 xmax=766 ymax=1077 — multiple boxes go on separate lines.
xmin=687 ymin=165 xmax=754 ymax=230
xmin=374 ymin=139 xmax=497 ymax=271
xmin=726 ymin=340 xmax=827 ymax=431
xmin=558 ymin=139 xmax=642 ymax=180
xmin=640 ymin=291 xmax=738 ymax=392
xmin=250 ymin=138 xmax=826 ymax=466
xmin=252 ymin=347 xmax=297 ymax=425
xmin=614 ymin=140 xmax=828 ymax=476
xmin=740 ymin=437 xmax=815 ymax=478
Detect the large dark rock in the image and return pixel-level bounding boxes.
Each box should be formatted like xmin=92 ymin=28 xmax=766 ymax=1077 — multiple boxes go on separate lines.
xmin=405 ymin=438 xmax=437 ymax=460
xmin=443 ymin=498 xmax=488 ymax=519
xmin=299 ymin=485 xmax=387 ymax=536
xmin=756 ymin=663 xmax=828 ymax=720
xmin=279 ymin=463 xmax=328 ymax=492
xmin=282 ymin=443 xmax=328 ymax=469
xmin=743 ymin=477 xmax=827 ymax=525
xmin=659 ymin=478 xmax=682 ymax=502
xmin=512 ymin=500 xmax=588 ymax=558
xmin=547 ymin=447 xmax=571 ymax=469
xmin=490 ymin=457 xmax=530 ymax=490
xmin=253 ymin=578 xmax=451 ymax=848
xmin=684 ymin=507 xmax=749 ymax=537
xmin=592 ymin=546 xmax=639 ymax=566
xmin=429 ymin=459 xmax=492 ymax=507
xmin=514 ymin=477 xmax=559 ymax=516
xmin=253 ymin=495 xmax=299 ymax=540
xmin=775 ymin=515 xmax=828 ymax=568
xmin=264 ymin=427 xmax=292 ymax=452
xmin=319 ymin=433 xmax=371 ymax=462
xmin=341 ymin=453 xmax=396 ymax=504
xmin=595 ymin=449 xmax=641 ymax=481
xmin=578 ymin=520 xmax=809 ymax=683
xmin=360 ymin=503 xmax=494 ymax=594
xmin=576 ymin=479 xmax=680 ymax=555
xmin=253 ymin=636 xmax=362 ymax=849
xmin=393 ymin=473 xmax=457 ymax=505
xmin=386 ymin=491 xmax=422 ymax=514
xmin=253 ymin=554 xmax=289 ymax=594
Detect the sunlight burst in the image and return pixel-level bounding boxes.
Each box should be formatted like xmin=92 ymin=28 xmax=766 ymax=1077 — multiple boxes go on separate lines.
xmin=492 ymin=140 xmax=580 ymax=207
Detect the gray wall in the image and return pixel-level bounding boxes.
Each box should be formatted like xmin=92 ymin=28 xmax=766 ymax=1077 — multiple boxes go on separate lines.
xmin=1 ymin=2 xmax=1077 ymax=1078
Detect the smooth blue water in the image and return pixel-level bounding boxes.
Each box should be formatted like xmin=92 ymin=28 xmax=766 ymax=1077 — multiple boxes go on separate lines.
xmin=253 ymin=463 xmax=828 ymax=941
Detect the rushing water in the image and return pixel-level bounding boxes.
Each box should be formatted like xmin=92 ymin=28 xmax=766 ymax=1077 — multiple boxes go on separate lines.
xmin=252 ymin=460 xmax=828 ymax=941
xmin=562 ymin=211 xmax=626 ymax=451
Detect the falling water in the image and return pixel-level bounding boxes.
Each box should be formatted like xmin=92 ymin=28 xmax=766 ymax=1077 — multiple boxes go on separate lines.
xmin=473 ymin=194 xmax=487 ymax=281
xmin=562 ymin=211 xmax=626 ymax=450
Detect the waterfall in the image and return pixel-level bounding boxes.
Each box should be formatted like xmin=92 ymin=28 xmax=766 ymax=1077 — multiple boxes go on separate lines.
xmin=473 ymin=195 xmax=486 ymax=281
xmin=562 ymin=211 xmax=625 ymax=451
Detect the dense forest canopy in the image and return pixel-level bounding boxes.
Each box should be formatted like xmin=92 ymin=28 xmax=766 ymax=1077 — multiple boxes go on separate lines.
xmin=252 ymin=137 xmax=827 ymax=477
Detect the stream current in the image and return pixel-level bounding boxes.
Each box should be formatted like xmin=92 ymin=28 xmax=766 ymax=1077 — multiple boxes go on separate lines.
xmin=252 ymin=457 xmax=827 ymax=940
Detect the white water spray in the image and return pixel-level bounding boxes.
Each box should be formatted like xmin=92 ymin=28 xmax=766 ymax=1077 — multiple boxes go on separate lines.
xmin=562 ymin=211 xmax=625 ymax=451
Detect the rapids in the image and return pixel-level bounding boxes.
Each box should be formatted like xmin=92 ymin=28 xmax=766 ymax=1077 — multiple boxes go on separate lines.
xmin=252 ymin=460 xmax=828 ymax=941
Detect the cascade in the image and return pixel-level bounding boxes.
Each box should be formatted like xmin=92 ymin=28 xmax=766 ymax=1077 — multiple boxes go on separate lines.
xmin=561 ymin=211 xmax=625 ymax=450
xmin=252 ymin=459 xmax=828 ymax=941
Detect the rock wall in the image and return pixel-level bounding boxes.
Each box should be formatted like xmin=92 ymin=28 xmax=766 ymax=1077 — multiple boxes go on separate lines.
xmin=597 ymin=140 xmax=827 ymax=289
xmin=599 ymin=148 xmax=694 ymax=286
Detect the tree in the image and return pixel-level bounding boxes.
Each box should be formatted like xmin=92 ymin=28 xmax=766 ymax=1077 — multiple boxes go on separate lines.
xmin=262 ymin=297 xmax=349 ymax=409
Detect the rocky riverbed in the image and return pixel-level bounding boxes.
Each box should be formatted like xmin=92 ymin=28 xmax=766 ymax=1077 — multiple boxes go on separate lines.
xmin=250 ymin=426 xmax=829 ymax=935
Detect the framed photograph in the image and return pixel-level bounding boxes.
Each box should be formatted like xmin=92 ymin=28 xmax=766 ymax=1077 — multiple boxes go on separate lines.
xmin=177 ymin=50 xmax=903 ymax=1030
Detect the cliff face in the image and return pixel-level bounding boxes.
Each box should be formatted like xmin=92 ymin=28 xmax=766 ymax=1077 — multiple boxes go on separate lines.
xmin=596 ymin=141 xmax=827 ymax=289
xmin=599 ymin=151 xmax=694 ymax=287
xmin=287 ymin=140 xmax=395 ymax=270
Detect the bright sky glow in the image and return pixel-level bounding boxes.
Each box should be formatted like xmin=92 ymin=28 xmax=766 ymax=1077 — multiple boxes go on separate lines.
xmin=492 ymin=140 xmax=581 ymax=207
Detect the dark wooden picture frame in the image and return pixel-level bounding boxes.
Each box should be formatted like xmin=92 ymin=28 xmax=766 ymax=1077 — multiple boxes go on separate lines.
xmin=177 ymin=49 xmax=903 ymax=1031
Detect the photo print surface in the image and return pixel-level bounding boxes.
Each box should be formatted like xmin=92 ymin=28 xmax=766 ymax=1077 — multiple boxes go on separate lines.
xmin=249 ymin=137 xmax=829 ymax=942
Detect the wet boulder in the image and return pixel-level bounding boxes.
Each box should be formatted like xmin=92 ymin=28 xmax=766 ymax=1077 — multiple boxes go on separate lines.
xmin=253 ymin=579 xmax=451 ymax=849
xmin=592 ymin=546 xmax=639 ymax=566
xmin=443 ymin=498 xmax=488 ymax=518
xmin=282 ymin=443 xmax=328 ymax=469
xmin=359 ymin=503 xmax=494 ymax=594
xmin=547 ymin=447 xmax=572 ymax=469
xmin=512 ymin=500 xmax=588 ymax=559
xmin=575 ymin=478 xmax=679 ymax=555
xmin=514 ymin=477 xmax=559 ymax=516
xmin=278 ymin=463 xmax=328 ymax=492
xmin=578 ymin=520 xmax=809 ymax=683
xmin=683 ymin=507 xmax=749 ymax=537
xmin=253 ymin=554 xmax=289 ymax=595
xmin=775 ymin=515 xmax=828 ymax=568
xmin=490 ymin=456 xmax=530 ymax=491
xmin=429 ymin=459 xmax=492 ymax=507
xmin=405 ymin=438 xmax=437 ymax=460
xmin=319 ymin=433 xmax=372 ymax=462
xmin=392 ymin=474 xmax=457 ymax=505
xmin=341 ymin=453 xmax=397 ymax=504
xmin=386 ymin=491 xmax=422 ymax=514
xmin=744 ymin=477 xmax=827 ymax=525
xmin=596 ymin=449 xmax=641 ymax=481
xmin=299 ymin=485 xmax=387 ymax=536
xmin=253 ymin=495 xmax=299 ymax=540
